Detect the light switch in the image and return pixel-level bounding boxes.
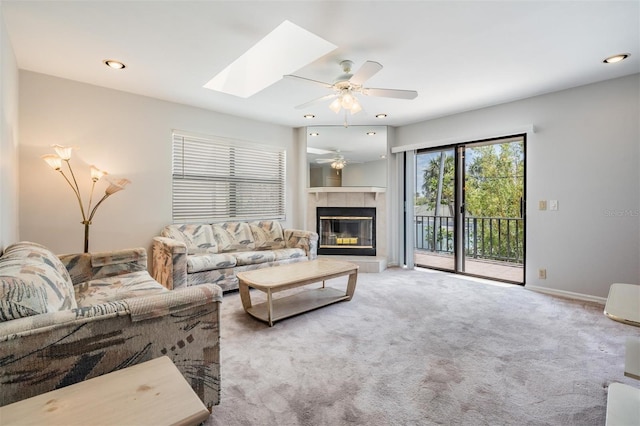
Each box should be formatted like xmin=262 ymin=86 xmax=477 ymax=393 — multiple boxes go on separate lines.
xmin=539 ymin=200 xmax=547 ymax=210
xmin=549 ymin=200 xmax=558 ymax=211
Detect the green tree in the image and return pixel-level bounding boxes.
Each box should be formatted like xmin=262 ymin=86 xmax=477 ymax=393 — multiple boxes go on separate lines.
xmin=465 ymin=142 xmax=524 ymax=218
xmin=464 ymin=142 xmax=524 ymax=262
xmin=416 ymin=141 xmax=524 ymax=262
xmin=421 ymin=153 xmax=454 ymax=212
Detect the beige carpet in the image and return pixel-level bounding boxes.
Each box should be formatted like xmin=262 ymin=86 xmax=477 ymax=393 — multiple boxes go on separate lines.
xmin=205 ymin=267 xmax=639 ymax=425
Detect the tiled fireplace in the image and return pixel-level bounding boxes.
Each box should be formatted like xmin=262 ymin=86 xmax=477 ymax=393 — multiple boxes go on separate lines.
xmin=307 ymin=187 xmax=387 ymax=272
xmin=317 ymin=207 xmax=376 ymax=256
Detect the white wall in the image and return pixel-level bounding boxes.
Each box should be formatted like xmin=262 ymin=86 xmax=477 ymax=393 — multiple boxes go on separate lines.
xmin=0 ymin=9 xmax=19 ymax=252
xmin=342 ymin=160 xmax=386 ymax=187
xmin=19 ymin=71 xmax=302 ymax=255
xmin=394 ymin=74 xmax=640 ymax=299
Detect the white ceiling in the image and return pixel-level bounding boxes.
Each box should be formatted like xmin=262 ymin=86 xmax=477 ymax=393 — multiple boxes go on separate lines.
xmin=2 ymin=1 xmax=639 ymax=129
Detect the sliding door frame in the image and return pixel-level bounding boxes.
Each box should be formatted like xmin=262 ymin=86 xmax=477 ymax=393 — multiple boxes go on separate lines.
xmin=410 ymin=133 xmax=527 ymax=285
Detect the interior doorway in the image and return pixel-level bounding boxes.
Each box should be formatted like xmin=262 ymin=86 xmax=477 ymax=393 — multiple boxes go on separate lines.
xmin=413 ymin=135 xmax=526 ymax=284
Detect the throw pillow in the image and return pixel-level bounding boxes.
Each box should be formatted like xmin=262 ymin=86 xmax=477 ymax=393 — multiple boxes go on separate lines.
xmin=161 ymin=224 xmax=218 ymax=254
xmin=211 ymin=222 xmax=256 ymax=252
xmin=250 ymin=221 xmax=285 ymax=250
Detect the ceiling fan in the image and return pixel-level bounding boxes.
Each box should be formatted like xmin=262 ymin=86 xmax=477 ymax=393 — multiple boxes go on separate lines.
xmin=286 ymin=60 xmax=418 ymax=115
xmin=315 ymin=151 xmax=361 ymax=170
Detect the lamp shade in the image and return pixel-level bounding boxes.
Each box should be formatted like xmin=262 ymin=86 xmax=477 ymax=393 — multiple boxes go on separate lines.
xmin=329 ymin=98 xmax=342 ymax=114
xmin=42 ymin=154 xmax=62 ymax=171
xmin=52 ymin=144 xmax=73 ymax=160
xmin=349 ymin=100 xmax=362 ymax=114
xmin=105 ymin=178 xmax=131 ymax=195
xmin=90 ymin=166 xmax=107 ymax=182
xmin=340 ymin=91 xmax=355 ymax=109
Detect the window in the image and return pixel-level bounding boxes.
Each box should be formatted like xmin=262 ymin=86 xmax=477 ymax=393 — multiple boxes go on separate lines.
xmin=172 ymin=132 xmax=286 ymax=222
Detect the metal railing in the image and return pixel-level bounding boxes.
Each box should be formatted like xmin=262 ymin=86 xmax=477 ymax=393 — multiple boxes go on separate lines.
xmin=415 ymin=215 xmax=524 ymax=264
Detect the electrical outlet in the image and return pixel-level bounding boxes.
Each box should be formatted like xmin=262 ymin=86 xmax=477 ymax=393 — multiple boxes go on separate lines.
xmin=539 ymin=200 xmax=547 ymax=210
xmin=538 ymin=269 xmax=547 ymax=279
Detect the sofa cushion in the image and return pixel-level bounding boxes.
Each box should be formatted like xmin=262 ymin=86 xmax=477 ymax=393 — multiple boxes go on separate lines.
xmin=187 ymin=253 xmax=237 ymax=273
xmin=74 ymin=270 xmax=168 ymax=307
xmin=212 ymin=222 xmax=256 ymax=252
xmin=233 ymin=250 xmax=276 ymax=266
xmin=161 ymin=224 xmax=218 ymax=254
xmin=5 ymin=241 xmax=74 ymax=284
xmin=250 ymin=221 xmax=286 ymax=250
xmin=271 ymin=248 xmax=307 ymax=261
xmin=0 ymin=242 xmax=77 ymax=322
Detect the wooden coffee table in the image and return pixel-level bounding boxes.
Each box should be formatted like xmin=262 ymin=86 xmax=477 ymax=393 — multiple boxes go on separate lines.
xmin=237 ymin=259 xmax=358 ymax=326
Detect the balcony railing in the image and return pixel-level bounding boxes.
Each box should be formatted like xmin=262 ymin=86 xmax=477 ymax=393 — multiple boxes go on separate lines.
xmin=415 ymin=215 xmax=524 ymax=264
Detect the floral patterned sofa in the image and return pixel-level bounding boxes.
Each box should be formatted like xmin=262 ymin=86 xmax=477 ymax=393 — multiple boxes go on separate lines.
xmin=152 ymin=220 xmax=318 ymax=292
xmin=0 ymin=241 xmax=222 ymax=410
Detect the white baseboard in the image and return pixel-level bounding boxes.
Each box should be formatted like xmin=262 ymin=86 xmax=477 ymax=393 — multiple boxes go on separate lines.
xmin=525 ymin=284 xmax=607 ymax=305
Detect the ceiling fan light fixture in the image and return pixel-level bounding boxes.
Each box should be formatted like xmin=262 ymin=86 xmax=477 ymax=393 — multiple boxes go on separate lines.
xmin=349 ymin=100 xmax=362 ymax=114
xmin=329 ymin=98 xmax=342 ymax=113
xmin=331 ymin=160 xmax=345 ymax=170
xmin=340 ymin=91 xmax=355 ymax=109
xmin=290 ymin=60 xmax=417 ymax=118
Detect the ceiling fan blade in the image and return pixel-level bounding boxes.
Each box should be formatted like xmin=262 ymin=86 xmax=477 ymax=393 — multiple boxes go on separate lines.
xmin=284 ymin=74 xmax=333 ymax=89
xmin=363 ymin=87 xmax=418 ymax=100
xmin=294 ymin=93 xmax=337 ymax=110
xmin=349 ymin=61 xmax=383 ymax=86
xmin=316 ymin=158 xmax=335 ymax=163
xmin=307 ymin=147 xmax=336 ymax=155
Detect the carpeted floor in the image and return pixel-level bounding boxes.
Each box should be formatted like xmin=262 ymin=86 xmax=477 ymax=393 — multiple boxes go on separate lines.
xmin=205 ymin=267 xmax=639 ymax=426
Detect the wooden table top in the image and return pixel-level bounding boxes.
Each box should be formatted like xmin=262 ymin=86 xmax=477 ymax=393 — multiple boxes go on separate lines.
xmin=237 ymin=259 xmax=358 ymax=289
xmin=0 ymin=356 xmax=210 ymax=426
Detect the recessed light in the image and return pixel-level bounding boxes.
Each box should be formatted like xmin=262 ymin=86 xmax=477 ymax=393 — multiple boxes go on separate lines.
xmin=303 ymin=114 xmax=315 ymax=119
xmin=103 ymin=59 xmax=126 ymax=69
xmin=603 ymin=53 xmax=630 ymax=64
xmin=375 ymin=113 xmax=387 ymax=118
xmin=309 ymin=132 xmax=319 ymax=136
xmin=380 ymin=155 xmax=387 ymax=159
xmin=366 ymin=132 xmax=376 ymax=136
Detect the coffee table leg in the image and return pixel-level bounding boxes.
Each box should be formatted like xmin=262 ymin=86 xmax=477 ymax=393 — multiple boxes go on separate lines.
xmin=267 ymin=289 xmax=273 ymax=327
xmin=345 ymin=270 xmax=358 ymax=300
xmin=239 ymin=281 xmax=252 ymax=312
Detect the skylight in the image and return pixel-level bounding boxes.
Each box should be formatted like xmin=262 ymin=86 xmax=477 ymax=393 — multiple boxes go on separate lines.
xmin=204 ymin=20 xmax=336 ymax=98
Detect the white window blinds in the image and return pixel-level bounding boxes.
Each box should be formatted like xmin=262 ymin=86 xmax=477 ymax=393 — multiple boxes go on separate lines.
xmin=172 ymin=132 xmax=286 ymax=222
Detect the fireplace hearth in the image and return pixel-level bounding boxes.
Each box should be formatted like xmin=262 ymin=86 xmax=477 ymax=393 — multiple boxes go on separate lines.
xmin=317 ymin=207 xmax=376 ymax=256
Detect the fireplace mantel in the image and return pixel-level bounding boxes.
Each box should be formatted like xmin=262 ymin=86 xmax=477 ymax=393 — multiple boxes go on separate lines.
xmin=307 ymin=187 xmax=386 ymax=200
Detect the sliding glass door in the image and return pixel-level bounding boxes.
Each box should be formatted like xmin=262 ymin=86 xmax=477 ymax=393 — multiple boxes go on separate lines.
xmin=414 ymin=135 xmax=525 ymax=284
xmin=414 ymin=148 xmax=456 ymax=271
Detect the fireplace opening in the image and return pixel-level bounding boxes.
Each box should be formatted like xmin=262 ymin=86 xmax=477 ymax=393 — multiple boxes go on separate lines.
xmin=317 ymin=207 xmax=376 ymax=256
